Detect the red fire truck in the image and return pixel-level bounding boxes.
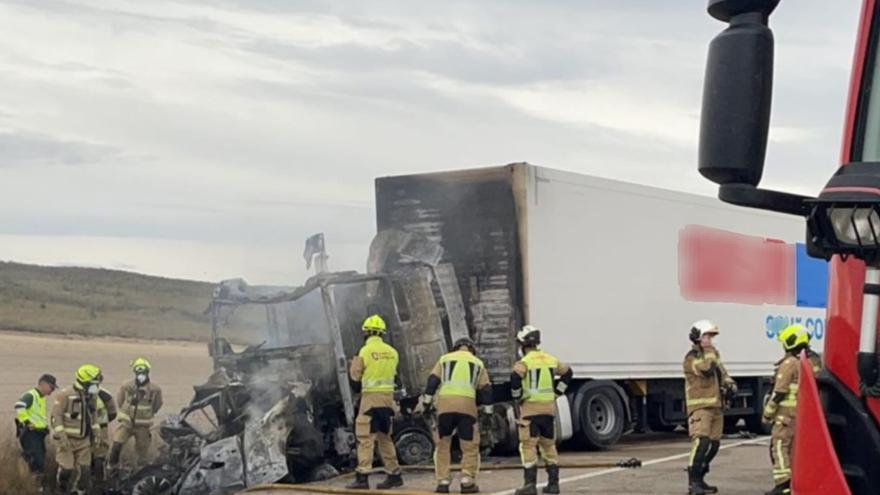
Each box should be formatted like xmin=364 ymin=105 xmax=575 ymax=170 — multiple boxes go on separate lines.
xmin=699 ymin=1 xmax=880 ymax=494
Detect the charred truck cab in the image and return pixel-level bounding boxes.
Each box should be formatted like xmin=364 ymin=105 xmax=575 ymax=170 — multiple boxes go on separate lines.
xmin=202 ymin=231 xmax=492 ymax=487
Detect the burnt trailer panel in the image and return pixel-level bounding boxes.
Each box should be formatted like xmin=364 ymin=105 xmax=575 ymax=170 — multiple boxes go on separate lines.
xmin=375 ymin=165 xmax=527 ymax=381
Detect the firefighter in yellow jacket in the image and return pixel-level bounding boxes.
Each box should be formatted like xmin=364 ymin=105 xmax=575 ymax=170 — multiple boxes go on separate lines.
xmin=346 ymin=315 xmax=404 ymax=490
xmin=683 ymin=320 xmax=737 ymax=495
xmin=511 ymin=325 xmax=573 ymax=495
xmin=421 ymin=337 xmax=492 ymax=493
xmin=51 ymin=364 xmax=102 ymax=495
xmin=763 ymin=325 xmax=810 ymax=495
xmin=109 ymin=357 xmax=163 ymax=476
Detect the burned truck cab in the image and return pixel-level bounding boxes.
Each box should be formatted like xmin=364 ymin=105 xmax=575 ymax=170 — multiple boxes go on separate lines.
xmin=204 ymin=235 xmax=456 ymax=478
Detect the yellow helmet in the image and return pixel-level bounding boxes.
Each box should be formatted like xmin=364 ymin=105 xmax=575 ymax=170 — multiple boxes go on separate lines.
xmin=779 ymin=324 xmax=805 ymax=351
xmin=795 ymin=329 xmax=812 ymax=348
xmin=362 ymin=314 xmax=387 ymax=333
xmin=130 ymin=357 xmax=152 ymax=373
xmin=75 ymin=364 xmax=102 ymax=384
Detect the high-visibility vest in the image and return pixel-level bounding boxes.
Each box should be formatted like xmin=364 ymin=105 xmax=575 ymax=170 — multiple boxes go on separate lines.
xmin=438 ymin=350 xmax=485 ymax=399
xmin=359 ymin=336 xmax=398 ymax=393
xmin=521 ymin=350 xmax=559 ymax=403
xmin=14 ymin=388 xmax=47 ymax=430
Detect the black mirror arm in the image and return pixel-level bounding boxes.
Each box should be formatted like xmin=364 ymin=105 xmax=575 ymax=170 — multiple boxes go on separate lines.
xmin=718 ymin=183 xmax=814 ymax=217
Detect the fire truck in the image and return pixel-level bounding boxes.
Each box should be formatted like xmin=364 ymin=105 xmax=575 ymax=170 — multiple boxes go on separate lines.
xmin=699 ymin=1 xmax=880 ymax=493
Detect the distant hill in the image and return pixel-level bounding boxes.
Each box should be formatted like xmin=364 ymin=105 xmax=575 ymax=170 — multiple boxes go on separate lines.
xmin=0 ymin=261 xmax=214 ymax=341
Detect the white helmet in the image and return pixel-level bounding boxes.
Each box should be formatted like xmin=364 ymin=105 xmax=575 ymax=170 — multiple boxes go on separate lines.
xmin=690 ymin=319 xmax=720 ymax=342
xmin=517 ymin=325 xmax=541 ymax=345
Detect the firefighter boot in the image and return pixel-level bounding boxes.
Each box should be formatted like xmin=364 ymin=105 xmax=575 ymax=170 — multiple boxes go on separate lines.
xmin=765 ymin=481 xmax=791 ymax=495
xmin=461 ymin=476 xmax=480 ymax=494
xmin=346 ymin=473 xmax=370 ymax=490
xmin=515 ymin=467 xmax=538 ymax=495
xmin=687 ymin=467 xmax=708 ymax=495
xmin=542 ymin=464 xmax=560 ymax=494
xmin=77 ymin=465 xmax=92 ymax=495
xmin=376 ymin=473 xmax=404 ymax=490
xmin=698 ymin=465 xmax=718 ymax=494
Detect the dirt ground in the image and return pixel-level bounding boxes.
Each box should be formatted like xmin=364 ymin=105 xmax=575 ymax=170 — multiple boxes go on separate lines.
xmin=0 ymin=330 xmax=213 ymax=424
xmin=0 ymin=330 xmax=774 ymax=495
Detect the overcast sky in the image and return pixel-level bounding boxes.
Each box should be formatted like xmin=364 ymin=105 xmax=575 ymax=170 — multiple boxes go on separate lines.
xmin=0 ymin=0 xmax=863 ymax=284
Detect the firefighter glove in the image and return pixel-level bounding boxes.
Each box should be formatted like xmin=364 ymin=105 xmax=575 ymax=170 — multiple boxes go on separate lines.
xmin=762 ymin=401 xmax=778 ymax=422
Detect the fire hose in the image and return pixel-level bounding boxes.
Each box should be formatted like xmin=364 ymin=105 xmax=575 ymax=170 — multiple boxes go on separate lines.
xmin=244 ymin=458 xmax=642 ymax=494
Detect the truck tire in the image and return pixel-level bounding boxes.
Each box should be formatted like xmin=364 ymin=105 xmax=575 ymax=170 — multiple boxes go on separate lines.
xmin=571 ymin=382 xmax=625 ymax=450
xmin=393 ymin=427 xmax=434 ymax=465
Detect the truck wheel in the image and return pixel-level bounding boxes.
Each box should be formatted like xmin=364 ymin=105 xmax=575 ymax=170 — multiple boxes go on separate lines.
xmin=132 ymin=476 xmax=173 ymax=495
xmin=394 ymin=428 xmax=434 ymax=465
xmin=572 ymin=383 xmax=625 ymax=450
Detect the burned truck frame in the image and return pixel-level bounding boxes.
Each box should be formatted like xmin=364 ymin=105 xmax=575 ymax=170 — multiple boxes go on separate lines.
xmin=122 ymin=231 xmax=516 ymax=495
xmin=191 ymin=231 xmax=481 ymax=490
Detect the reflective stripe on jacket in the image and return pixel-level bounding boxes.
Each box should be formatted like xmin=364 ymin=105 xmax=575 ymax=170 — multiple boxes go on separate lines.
xmin=438 ymin=350 xmax=486 ymax=399
xmin=521 ymin=350 xmax=559 ymax=403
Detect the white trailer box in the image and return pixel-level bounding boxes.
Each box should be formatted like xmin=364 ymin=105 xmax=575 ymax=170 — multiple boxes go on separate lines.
xmin=375 ymin=163 xmax=828 ymax=448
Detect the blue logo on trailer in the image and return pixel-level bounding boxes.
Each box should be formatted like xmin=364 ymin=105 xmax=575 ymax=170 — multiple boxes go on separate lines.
xmin=764 ymin=244 xmax=829 ymax=341
xmin=765 ymin=315 xmax=825 ymax=340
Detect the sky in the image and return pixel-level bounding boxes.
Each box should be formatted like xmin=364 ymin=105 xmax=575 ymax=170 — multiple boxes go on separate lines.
xmin=0 ymin=0 xmax=863 ymax=284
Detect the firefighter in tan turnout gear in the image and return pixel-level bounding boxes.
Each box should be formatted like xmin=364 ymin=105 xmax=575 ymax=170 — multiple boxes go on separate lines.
xmin=109 ymin=357 xmax=163 ymax=475
xmin=683 ymin=320 xmax=737 ymax=495
xmin=51 ymin=364 xmax=102 ymax=495
xmin=763 ymin=324 xmax=814 ymax=495
xmin=511 ymin=325 xmax=573 ymax=495
xmin=422 ymin=337 xmax=493 ymax=493
xmin=346 ymin=314 xmax=404 ymax=490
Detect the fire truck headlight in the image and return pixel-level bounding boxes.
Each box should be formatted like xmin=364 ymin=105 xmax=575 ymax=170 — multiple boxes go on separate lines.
xmin=807 ymin=162 xmax=880 ymax=264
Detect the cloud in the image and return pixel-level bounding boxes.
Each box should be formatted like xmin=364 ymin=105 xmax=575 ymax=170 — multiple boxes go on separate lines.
xmin=0 ymin=130 xmax=121 ymax=167
xmin=0 ymin=0 xmax=863 ymax=283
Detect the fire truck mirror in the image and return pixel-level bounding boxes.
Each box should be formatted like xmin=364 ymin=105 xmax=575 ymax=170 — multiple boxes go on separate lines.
xmin=699 ymin=0 xmax=779 ymax=188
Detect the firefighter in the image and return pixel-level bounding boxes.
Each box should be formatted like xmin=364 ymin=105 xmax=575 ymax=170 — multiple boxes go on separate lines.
xmin=92 ymin=377 xmax=118 ymax=491
xmin=763 ymin=324 xmax=809 ymax=495
xmin=511 ymin=325 xmax=573 ymax=495
xmin=683 ymin=319 xmax=737 ymax=495
xmin=51 ymin=365 xmax=102 ymax=495
xmin=421 ymin=337 xmax=493 ymax=493
xmin=346 ymin=314 xmax=404 ymax=490
xmin=109 ymin=357 xmax=163 ymax=476
xmin=14 ymin=373 xmax=57 ymax=488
